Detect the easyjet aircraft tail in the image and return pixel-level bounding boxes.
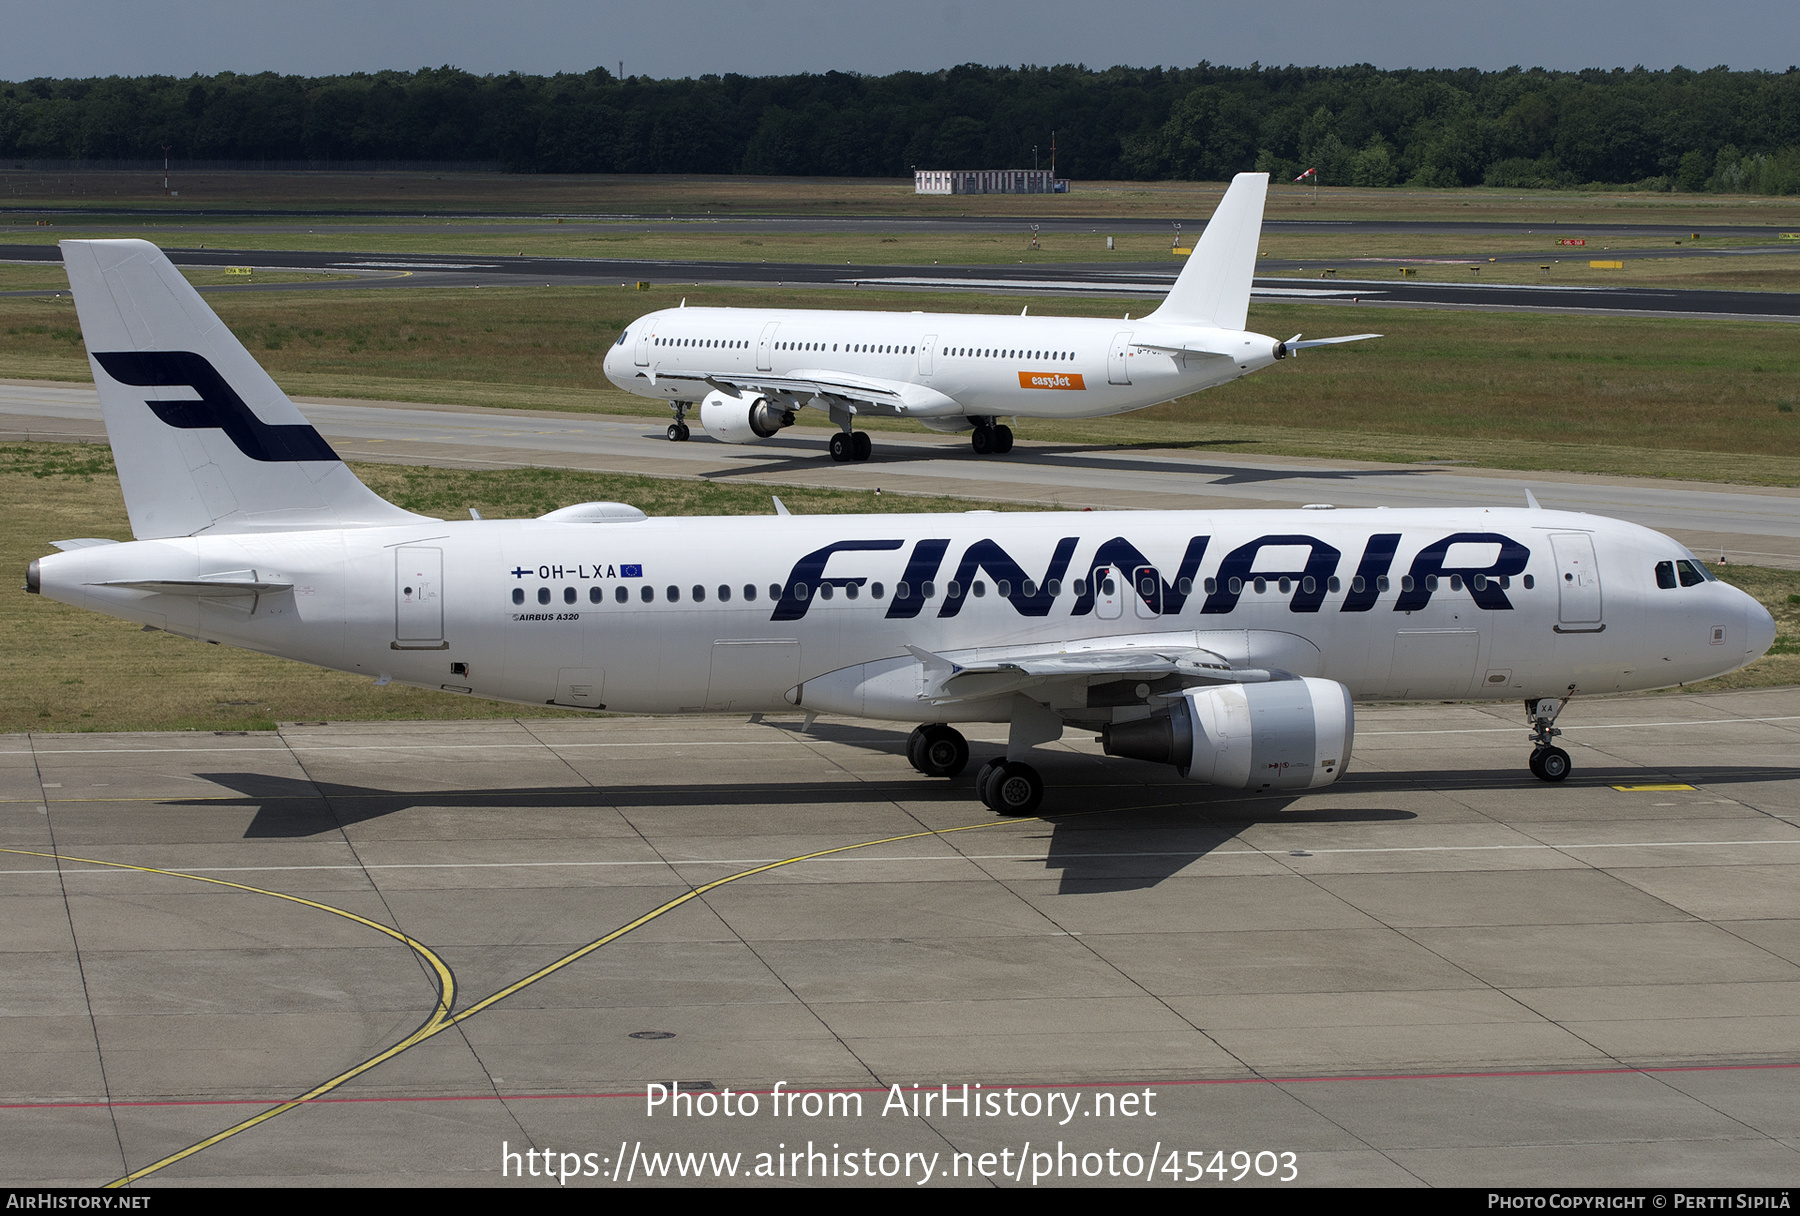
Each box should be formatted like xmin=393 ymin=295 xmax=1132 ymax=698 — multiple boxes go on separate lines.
xmin=1143 ymin=171 xmax=1268 ymax=331
xmin=60 ymin=239 xmax=429 ymax=539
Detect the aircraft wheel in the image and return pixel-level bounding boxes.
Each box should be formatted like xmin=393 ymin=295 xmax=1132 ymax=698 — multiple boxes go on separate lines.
xmin=983 ymin=761 xmax=1044 ymax=816
xmin=993 ymin=424 xmax=1014 ymax=454
xmin=667 ymin=423 xmax=690 ymax=442
xmin=917 ymin=725 xmax=968 ymax=778
xmin=1534 ymin=746 xmax=1571 ymax=783
xmin=972 ymin=758 xmax=1002 ymax=807
xmin=829 ymin=432 xmax=852 ymax=462
xmin=906 ymin=726 xmax=931 ymax=774
xmin=970 ymin=426 xmax=994 ymax=455
xmin=852 ymin=431 xmax=873 ymax=461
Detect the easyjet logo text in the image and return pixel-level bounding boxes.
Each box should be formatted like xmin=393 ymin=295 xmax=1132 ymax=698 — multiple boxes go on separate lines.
xmin=1018 ymin=372 xmax=1086 ymax=390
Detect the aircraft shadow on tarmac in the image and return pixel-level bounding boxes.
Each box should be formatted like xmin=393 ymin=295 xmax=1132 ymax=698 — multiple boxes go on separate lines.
xmin=175 ymin=729 xmax=1800 ymax=894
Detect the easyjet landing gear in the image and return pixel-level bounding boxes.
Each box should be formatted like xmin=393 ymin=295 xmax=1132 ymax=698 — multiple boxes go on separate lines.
xmin=667 ymin=402 xmax=691 ymax=442
xmin=907 ymin=724 xmax=968 ymax=777
xmin=1526 ymin=695 xmax=1573 ymax=782
xmin=969 ymin=419 xmax=1014 ymax=456
xmin=974 ymin=758 xmax=1043 ymax=816
xmin=829 ymin=431 xmax=873 ymax=462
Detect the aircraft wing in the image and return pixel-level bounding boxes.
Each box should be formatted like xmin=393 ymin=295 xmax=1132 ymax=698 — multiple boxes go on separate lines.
xmin=904 ymin=641 xmax=1275 ymax=705
xmin=642 ymin=366 xmax=909 ymax=411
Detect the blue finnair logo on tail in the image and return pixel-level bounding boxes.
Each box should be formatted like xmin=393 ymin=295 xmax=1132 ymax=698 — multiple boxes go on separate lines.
xmin=93 ymin=351 xmax=339 ymax=463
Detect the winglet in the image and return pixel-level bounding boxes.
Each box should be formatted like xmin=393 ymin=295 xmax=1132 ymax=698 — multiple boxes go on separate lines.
xmin=772 ymin=496 xmax=792 ymax=516
xmin=1524 ymin=488 xmax=1542 ymax=510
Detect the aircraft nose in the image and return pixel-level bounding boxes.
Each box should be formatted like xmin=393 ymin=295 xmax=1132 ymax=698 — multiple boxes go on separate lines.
xmin=1745 ymin=592 xmax=1777 ymax=660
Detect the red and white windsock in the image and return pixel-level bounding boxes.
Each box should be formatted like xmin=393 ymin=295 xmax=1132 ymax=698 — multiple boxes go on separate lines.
xmin=1294 ymin=167 xmax=1317 ymax=181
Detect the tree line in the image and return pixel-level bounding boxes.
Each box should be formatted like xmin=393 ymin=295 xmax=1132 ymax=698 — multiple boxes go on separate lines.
xmin=4 ymin=62 xmax=1800 ymax=193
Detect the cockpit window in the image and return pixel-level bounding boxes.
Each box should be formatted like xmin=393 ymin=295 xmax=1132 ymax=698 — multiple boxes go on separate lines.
xmin=1676 ymin=559 xmax=1711 ymax=587
xmin=615 ymin=330 xmax=629 ymax=346
xmin=1655 ymin=561 xmax=1677 ymax=589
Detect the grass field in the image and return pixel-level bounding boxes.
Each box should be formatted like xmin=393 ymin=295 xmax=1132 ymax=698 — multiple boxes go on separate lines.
xmin=6 ymin=281 xmax=1800 ymax=484
xmin=5 ymin=443 xmax=1793 ymax=734
xmin=6 ymin=170 xmax=1800 ymax=225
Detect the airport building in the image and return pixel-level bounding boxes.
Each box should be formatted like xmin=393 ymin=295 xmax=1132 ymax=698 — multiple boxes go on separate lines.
xmin=914 ymin=168 xmax=1069 ymax=194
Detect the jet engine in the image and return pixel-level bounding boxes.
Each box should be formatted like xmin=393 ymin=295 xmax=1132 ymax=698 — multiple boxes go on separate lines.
xmin=1101 ymin=677 xmax=1353 ymax=790
xmin=698 ymin=390 xmax=795 ymax=444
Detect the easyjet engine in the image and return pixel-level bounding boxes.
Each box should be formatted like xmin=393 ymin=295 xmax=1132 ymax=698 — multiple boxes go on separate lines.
xmin=699 ymin=390 xmax=795 ymax=444
xmin=1100 ymin=677 xmax=1353 ymax=790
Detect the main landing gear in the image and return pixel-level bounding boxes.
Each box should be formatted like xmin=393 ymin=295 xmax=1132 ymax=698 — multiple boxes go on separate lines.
xmin=969 ymin=418 xmax=1014 ymax=456
xmin=828 ymin=430 xmax=873 ymax=462
xmin=1526 ymin=695 xmax=1572 ymax=782
xmin=906 ymin=724 xmax=1044 ymax=816
xmin=667 ymin=402 xmax=690 ymax=442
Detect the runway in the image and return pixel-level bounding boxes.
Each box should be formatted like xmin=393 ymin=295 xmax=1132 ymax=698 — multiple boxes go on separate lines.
xmin=6 ymin=688 xmax=1800 ymax=1185
xmin=5 ymin=378 xmax=1798 ymax=567
xmin=6 ymin=241 xmax=1799 ymax=320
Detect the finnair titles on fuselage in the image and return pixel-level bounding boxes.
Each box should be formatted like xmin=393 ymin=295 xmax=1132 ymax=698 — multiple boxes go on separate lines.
xmin=602 ymin=172 xmax=1377 ymax=461
xmin=30 ymin=239 xmax=1775 ymax=815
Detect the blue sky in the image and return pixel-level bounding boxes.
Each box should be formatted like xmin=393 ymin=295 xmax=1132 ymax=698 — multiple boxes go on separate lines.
xmin=3 ymin=0 xmax=1796 ymax=80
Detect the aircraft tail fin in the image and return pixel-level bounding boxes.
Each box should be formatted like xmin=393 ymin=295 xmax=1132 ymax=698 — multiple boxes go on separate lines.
xmin=60 ymin=239 xmax=430 ymax=540
xmin=1144 ymin=172 xmax=1268 ymax=330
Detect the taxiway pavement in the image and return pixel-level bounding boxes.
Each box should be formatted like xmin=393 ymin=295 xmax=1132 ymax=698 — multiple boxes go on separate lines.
xmin=5 ymin=688 xmax=1800 ymax=1185
xmin=4 ymin=379 xmax=1797 ymax=568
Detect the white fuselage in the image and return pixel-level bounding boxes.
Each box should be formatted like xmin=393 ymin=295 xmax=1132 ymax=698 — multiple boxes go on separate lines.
xmin=34 ymin=508 xmax=1773 ymax=725
xmin=601 ymin=306 xmax=1278 ymax=422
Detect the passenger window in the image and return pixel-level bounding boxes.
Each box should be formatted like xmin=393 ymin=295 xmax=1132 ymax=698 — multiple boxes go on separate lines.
xmin=1072 ymin=579 xmax=1086 ymax=597
xmin=845 ymin=583 xmax=859 ymax=600
xmin=1046 ymin=578 xmax=1061 ymax=597
xmin=1228 ymin=578 xmax=1242 ymax=594
xmin=1204 ymin=578 xmax=1217 ymax=594
xmin=537 ymin=587 xmax=551 ymax=605
xmin=1402 ymin=576 xmax=1416 ymax=592
xmin=512 ymin=588 xmax=524 ymax=605
xmin=819 ymin=583 xmax=834 ymax=601
xmin=640 ymin=585 xmax=653 ymax=603
xmin=616 ymin=586 xmax=629 ymax=604
xmin=590 ymin=587 xmax=603 ymax=603
xmin=743 ymin=584 xmax=757 ymax=602
xmin=692 ymin=585 xmax=705 ymax=603
xmin=947 ymin=581 xmax=963 ymax=598
xmin=564 ymin=587 xmax=577 ymax=605
xmin=769 ymin=584 xmax=781 ymax=600
xmin=871 ymin=582 xmax=885 ymax=599
xmin=1327 ymin=576 xmax=1340 ymax=592
xmin=718 ymin=585 xmax=731 ymax=602
xmin=922 ymin=581 xmax=936 ymax=599
xmin=1377 ymin=575 xmax=1390 ymax=592
xmin=667 ymin=586 xmax=680 ymax=603
xmin=972 ymin=581 xmax=987 ymax=597
xmin=1523 ymin=575 xmax=1535 ymax=589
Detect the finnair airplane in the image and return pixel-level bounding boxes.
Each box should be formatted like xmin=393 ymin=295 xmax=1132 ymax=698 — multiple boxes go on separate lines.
xmin=29 ymin=240 xmax=1775 ymax=814
xmin=602 ymin=172 xmax=1377 ymax=460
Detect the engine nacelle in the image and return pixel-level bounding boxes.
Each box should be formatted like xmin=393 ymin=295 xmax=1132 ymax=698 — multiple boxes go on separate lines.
xmin=699 ymin=390 xmax=794 ymax=444
xmin=1101 ymin=677 xmax=1353 ymax=791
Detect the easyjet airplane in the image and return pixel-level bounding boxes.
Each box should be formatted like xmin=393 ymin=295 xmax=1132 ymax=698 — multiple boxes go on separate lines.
xmin=29 ymin=239 xmax=1775 ymax=815
xmin=603 ymin=172 xmax=1377 ymax=460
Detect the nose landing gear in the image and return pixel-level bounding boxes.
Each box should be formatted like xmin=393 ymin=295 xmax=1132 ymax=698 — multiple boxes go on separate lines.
xmin=1526 ymin=695 xmax=1572 ymax=782
xmin=667 ymin=402 xmax=690 ymax=442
